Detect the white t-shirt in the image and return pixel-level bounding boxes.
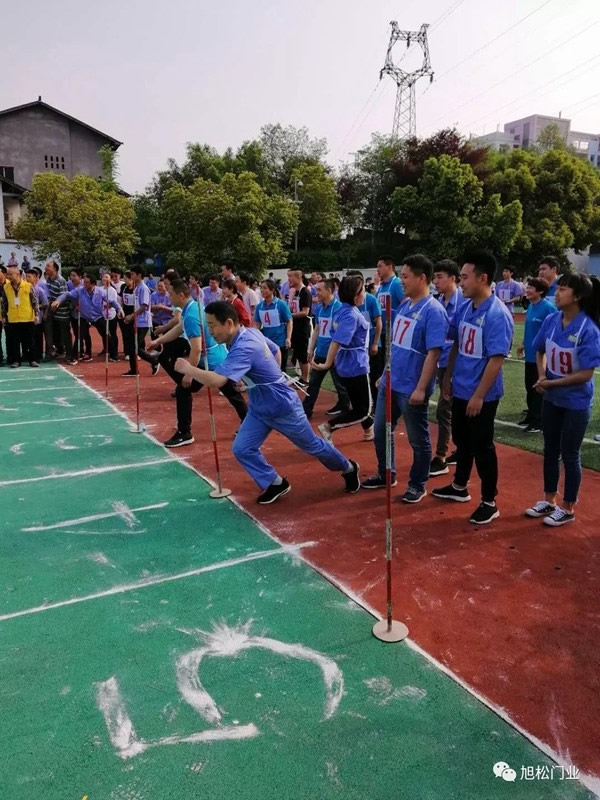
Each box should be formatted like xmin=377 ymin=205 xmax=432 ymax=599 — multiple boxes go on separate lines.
xmin=242 ymin=287 xmax=259 ymax=315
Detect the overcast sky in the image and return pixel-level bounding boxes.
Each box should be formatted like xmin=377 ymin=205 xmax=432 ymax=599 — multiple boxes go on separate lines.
xmin=4 ymin=0 xmax=599 ymax=192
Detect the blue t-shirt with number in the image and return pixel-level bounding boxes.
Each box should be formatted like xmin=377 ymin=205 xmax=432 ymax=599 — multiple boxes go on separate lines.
xmin=376 ymin=276 xmax=404 ymax=328
xmin=314 ymin=299 xmax=341 ymax=358
xmin=332 ymin=304 xmax=369 ymax=378
xmin=254 ymin=298 xmax=291 ymax=348
xmin=357 ymin=293 xmax=382 ymax=347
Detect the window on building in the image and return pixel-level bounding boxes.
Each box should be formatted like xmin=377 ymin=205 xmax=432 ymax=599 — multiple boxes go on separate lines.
xmin=44 ymin=155 xmax=49 ymax=168
xmin=0 ymin=166 xmax=15 ymax=182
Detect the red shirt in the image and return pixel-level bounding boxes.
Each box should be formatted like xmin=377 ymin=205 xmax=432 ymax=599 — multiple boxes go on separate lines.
xmin=232 ymin=296 xmax=251 ymax=326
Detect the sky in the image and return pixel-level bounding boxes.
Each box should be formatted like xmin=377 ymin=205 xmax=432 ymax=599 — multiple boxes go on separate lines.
xmin=4 ymin=0 xmax=600 ymax=193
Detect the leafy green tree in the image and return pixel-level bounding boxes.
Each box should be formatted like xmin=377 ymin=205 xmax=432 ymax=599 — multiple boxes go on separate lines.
xmin=291 ymin=163 xmax=341 ymax=245
xmin=534 ymin=123 xmax=567 ymax=154
xmin=260 ymin=123 xmax=328 ymax=189
xmin=391 ymin=155 xmax=522 ymax=260
xmin=155 ymin=171 xmax=298 ymax=277
xmin=14 ymin=173 xmax=138 ymax=267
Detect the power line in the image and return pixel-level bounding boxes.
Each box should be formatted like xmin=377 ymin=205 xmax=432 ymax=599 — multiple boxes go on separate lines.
xmin=424 ymin=0 xmax=554 ymax=93
xmin=562 ymin=89 xmax=600 ymax=115
xmin=429 ymin=0 xmax=468 ymax=33
xmin=331 ymin=81 xmax=383 ymax=161
xmin=428 ymin=17 xmax=600 ymax=128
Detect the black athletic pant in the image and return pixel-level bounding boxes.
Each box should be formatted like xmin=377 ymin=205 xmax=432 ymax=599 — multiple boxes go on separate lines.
xmin=51 ymin=316 xmax=73 ymax=361
xmin=72 ymin=317 xmax=92 ymax=358
xmin=524 ymin=361 xmax=543 ymax=427
xmin=161 ymin=337 xmax=247 ymax=434
xmin=0 ymin=320 xmax=4 ymax=364
xmin=329 ymin=373 xmax=373 ymax=431
xmin=279 ymin=346 xmax=289 ymax=372
xmin=369 ymin=334 xmax=386 ymax=408
xmin=5 ymin=322 xmax=34 ymax=364
xmin=452 ymin=397 xmax=499 ymax=503
xmin=89 ymin=318 xmax=118 ymax=360
xmin=31 ymin=322 xmax=44 ymax=363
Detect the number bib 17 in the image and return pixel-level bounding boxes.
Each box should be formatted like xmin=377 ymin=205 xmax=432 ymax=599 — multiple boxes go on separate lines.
xmin=458 ymin=321 xmax=484 ymax=359
xmin=259 ymin=308 xmax=280 ymax=328
xmin=545 ymin=338 xmax=578 ymax=376
xmin=392 ymin=315 xmax=417 ymax=350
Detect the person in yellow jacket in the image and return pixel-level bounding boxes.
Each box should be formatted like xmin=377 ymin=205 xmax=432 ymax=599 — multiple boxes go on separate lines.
xmin=0 ymin=265 xmax=39 ymax=367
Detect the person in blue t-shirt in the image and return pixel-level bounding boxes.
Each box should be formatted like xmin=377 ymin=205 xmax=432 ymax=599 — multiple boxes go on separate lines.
xmin=525 ymin=273 xmax=600 ymax=527
xmin=254 ymin=279 xmax=292 ymax=369
xmin=495 ymin=266 xmax=523 ymax=314
xmin=516 ymin=278 xmax=556 ymax=432
xmin=147 ymin=280 xmax=246 ymax=448
xmin=430 ymin=259 xmax=463 ymax=476
xmin=433 ymin=249 xmax=514 ymax=525
xmin=372 ymin=256 xmax=404 ymax=394
xmin=174 ymin=301 xmax=360 ymax=504
xmin=302 ymin=279 xmax=350 ymax=419
xmin=350 ymin=269 xmax=383 ymax=409
xmin=537 ymin=256 xmax=561 ymax=306
xmin=362 ymin=254 xmax=448 ymax=503
xmin=312 ymin=275 xmax=373 ymax=442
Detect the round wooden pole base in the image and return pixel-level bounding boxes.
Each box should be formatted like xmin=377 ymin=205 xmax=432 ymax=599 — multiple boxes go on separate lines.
xmin=372 ymin=619 xmax=409 ymax=643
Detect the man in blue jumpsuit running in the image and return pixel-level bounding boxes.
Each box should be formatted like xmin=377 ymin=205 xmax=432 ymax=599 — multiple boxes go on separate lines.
xmin=175 ymin=301 xmax=360 ymax=504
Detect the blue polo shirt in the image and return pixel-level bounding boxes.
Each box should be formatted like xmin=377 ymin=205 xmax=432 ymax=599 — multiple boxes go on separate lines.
xmin=534 ymin=310 xmax=600 ymax=410
xmin=180 ymin=299 xmax=227 ymax=369
xmin=523 ymin=299 xmax=556 ymax=362
xmin=450 ymin=295 xmax=514 ymax=402
xmin=254 ymin=298 xmax=292 ymax=348
xmin=376 ymin=276 xmax=404 ymax=328
xmin=357 ymin=293 xmax=382 ymax=347
xmin=134 ymin=282 xmax=152 ymax=328
xmin=314 ymin=298 xmax=341 ymax=358
xmin=331 ymin=304 xmax=369 ymax=378
xmin=437 ymin=287 xmax=463 ymax=368
xmin=215 ymin=327 xmax=298 ymax=419
xmin=388 ymin=296 xmax=448 ymax=395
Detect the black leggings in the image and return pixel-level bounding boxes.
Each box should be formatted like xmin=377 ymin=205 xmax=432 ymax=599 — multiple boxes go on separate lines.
xmin=329 ymin=373 xmax=373 ymax=431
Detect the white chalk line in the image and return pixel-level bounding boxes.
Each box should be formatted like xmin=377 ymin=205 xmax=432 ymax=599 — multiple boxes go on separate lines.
xmin=0 ymin=374 xmax=60 ymax=384
xmin=0 ymin=413 xmax=117 ymax=428
xmin=21 ymin=502 xmax=169 ymax=532
xmin=0 ymin=543 xmax=314 ymax=623
xmin=0 ymin=457 xmax=174 ymax=487
xmin=0 ymin=386 xmax=83 ymax=395
xmin=58 ymin=367 xmax=599 ymax=793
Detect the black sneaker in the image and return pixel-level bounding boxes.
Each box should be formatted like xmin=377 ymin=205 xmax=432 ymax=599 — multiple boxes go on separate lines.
xmin=543 ymin=507 xmax=575 ymax=527
xmin=122 ymin=370 xmax=137 ymax=377
xmin=29 ymin=361 xmax=40 ymax=368
xmin=326 ymin=403 xmax=350 ymax=416
xmin=361 ymin=473 xmax=397 ymax=489
xmin=517 ymin=417 xmax=530 ymax=427
xmin=446 ymin=450 xmax=458 ymax=465
xmin=524 ymin=424 xmax=541 ymax=433
xmin=67 ymin=359 xmax=78 ymax=366
xmin=432 ymin=483 xmax=471 ymax=502
xmin=163 ymin=431 xmax=194 ymax=448
xmin=525 ymin=500 xmax=556 ymax=518
xmin=151 ymin=361 xmax=161 ymax=376
xmin=342 ymin=460 xmax=360 ymax=493
xmin=429 ymin=456 xmax=449 ymax=476
xmin=257 ymin=478 xmax=291 ymax=504
xmin=401 ymin=488 xmax=427 ymax=504
xmin=469 ymin=502 xmax=500 ymax=525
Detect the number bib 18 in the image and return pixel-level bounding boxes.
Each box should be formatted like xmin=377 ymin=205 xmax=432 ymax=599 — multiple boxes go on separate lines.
xmin=458 ymin=321 xmax=484 ymax=359
xmin=545 ymin=338 xmax=578 ymax=376
xmin=259 ymin=308 xmax=280 ymax=328
xmin=392 ymin=315 xmax=417 ymax=350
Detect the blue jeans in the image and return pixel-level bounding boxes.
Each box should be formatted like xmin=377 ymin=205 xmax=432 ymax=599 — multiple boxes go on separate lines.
xmin=373 ymin=389 xmax=431 ymax=493
xmin=542 ymin=400 xmax=590 ymax=504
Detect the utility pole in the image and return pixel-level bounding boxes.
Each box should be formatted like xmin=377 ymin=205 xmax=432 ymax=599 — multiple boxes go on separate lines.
xmin=380 ymin=21 xmax=434 ymax=141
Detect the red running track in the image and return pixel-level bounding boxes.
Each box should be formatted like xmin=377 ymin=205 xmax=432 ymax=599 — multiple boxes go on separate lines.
xmin=68 ymin=354 xmax=600 ymax=785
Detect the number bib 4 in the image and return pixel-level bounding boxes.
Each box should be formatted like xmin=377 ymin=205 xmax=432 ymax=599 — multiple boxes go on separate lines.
xmin=318 ymin=316 xmax=333 ymax=339
xmin=392 ymin=315 xmax=417 ymax=350
xmin=259 ymin=308 xmax=280 ymax=328
xmin=458 ymin=321 xmax=484 ymax=359
xmin=545 ymin=338 xmax=578 ymax=376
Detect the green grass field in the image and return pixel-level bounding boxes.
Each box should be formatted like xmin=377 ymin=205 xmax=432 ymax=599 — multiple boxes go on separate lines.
xmin=318 ymin=320 xmax=600 ymax=472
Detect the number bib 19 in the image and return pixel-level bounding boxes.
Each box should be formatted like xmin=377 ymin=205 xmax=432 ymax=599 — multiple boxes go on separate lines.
xmin=318 ymin=316 xmax=333 ymax=339
xmin=458 ymin=322 xmax=483 ymax=359
xmin=259 ymin=308 xmax=280 ymax=328
xmin=392 ymin=315 xmax=417 ymax=350
xmin=545 ymin=338 xmax=578 ymax=376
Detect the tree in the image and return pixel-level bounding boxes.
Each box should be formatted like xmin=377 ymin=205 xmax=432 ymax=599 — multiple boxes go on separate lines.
xmin=291 ymin=163 xmax=341 ymax=245
xmin=154 ymin=171 xmax=298 ymax=277
xmin=534 ymin=123 xmax=567 ymax=154
xmin=486 ymin=148 xmax=600 ymax=268
xmin=259 ymin=123 xmax=328 ymax=189
xmin=391 ymin=155 xmax=522 ymax=260
xmin=13 ymin=173 xmax=138 ymax=267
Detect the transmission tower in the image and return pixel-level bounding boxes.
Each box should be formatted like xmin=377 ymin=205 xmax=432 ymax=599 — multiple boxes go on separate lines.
xmin=380 ymin=22 xmax=434 ymax=140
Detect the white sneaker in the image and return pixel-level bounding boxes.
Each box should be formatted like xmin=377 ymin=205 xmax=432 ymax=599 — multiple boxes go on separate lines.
xmin=318 ymin=422 xmax=333 ymax=442
xmin=525 ymin=500 xmax=556 ymax=518
xmin=543 ymin=507 xmax=575 ymax=527
xmin=595 ymin=434 xmax=600 ymax=443
xmin=363 ymin=426 xmax=374 ymax=441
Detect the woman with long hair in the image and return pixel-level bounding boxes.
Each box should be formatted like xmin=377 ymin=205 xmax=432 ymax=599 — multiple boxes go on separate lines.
xmin=254 ymin=279 xmax=292 ymax=370
xmin=526 ymin=272 xmax=600 ymax=526
xmin=221 ymin=279 xmax=251 ymax=326
xmin=312 ymin=274 xmax=373 ymax=441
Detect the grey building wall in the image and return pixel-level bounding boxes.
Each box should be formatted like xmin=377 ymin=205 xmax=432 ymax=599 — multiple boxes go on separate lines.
xmin=0 ymin=106 xmax=108 ymax=189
